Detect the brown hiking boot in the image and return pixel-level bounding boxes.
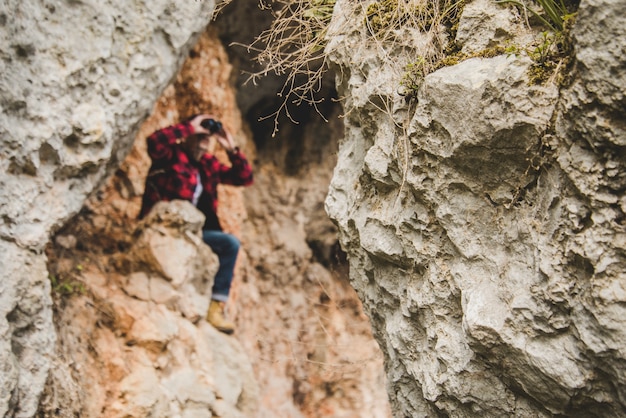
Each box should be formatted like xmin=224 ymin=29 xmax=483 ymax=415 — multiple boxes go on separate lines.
xmin=206 ymin=300 xmax=235 ymax=335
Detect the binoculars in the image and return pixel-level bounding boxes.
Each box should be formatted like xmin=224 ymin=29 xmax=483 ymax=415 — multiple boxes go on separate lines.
xmin=200 ymin=118 xmax=223 ymax=133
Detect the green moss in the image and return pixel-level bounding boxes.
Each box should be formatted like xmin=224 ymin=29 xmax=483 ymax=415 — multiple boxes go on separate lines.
xmin=435 ymin=55 xmax=462 ymax=69
xmin=527 ymin=62 xmax=554 ymax=84
xmin=400 ymin=44 xmax=510 ymax=100
xmin=433 ymin=45 xmax=506 ymax=71
xmin=396 ymin=0 xmax=579 ymax=98
xmin=50 ymin=274 xmax=86 ymax=297
xmin=524 ymin=14 xmax=577 ymax=86
xmin=399 ymin=57 xmax=427 ymax=100
xmin=474 ymin=45 xmax=506 ymax=58
xmin=492 ymin=0 xmax=579 ymax=86
xmin=365 ymin=0 xmax=399 ymax=33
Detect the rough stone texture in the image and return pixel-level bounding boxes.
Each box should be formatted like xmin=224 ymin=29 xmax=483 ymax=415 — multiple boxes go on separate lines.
xmin=326 ymin=0 xmax=626 ymax=417
xmin=0 ymin=0 xmax=214 ymax=247
xmin=0 ymin=1 xmax=215 ymax=416
xmin=129 ymin=200 xmax=219 ymax=321
xmin=41 ymin=200 xmax=259 ymax=417
xmin=456 ymin=0 xmax=535 ymax=53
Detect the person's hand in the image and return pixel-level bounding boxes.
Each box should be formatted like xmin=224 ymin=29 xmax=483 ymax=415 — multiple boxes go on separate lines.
xmin=188 ymin=114 xmax=215 ymax=136
xmin=214 ymin=128 xmax=236 ymax=152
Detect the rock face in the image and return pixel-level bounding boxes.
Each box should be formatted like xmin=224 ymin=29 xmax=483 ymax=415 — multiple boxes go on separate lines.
xmin=0 ymin=1 xmax=214 ymax=416
xmin=326 ymin=0 xmax=626 ymax=416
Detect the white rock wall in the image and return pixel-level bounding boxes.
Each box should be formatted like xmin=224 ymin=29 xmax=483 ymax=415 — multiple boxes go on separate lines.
xmin=0 ymin=1 xmax=214 ymax=415
xmin=326 ymin=0 xmax=626 ymax=416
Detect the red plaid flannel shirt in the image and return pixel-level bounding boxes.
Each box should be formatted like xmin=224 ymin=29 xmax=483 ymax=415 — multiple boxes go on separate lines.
xmin=139 ymin=122 xmax=253 ymax=230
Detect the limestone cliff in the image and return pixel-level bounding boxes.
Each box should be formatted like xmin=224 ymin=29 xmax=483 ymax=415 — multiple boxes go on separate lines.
xmin=325 ymin=0 xmax=626 ymax=416
xmin=0 ymin=1 xmax=214 ymax=415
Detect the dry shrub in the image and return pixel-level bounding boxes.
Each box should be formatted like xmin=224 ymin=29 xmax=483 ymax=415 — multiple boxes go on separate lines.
xmin=220 ymin=0 xmax=464 ymax=133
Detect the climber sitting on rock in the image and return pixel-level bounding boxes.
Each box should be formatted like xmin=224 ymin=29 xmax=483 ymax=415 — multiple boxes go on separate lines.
xmin=139 ymin=114 xmax=253 ymax=334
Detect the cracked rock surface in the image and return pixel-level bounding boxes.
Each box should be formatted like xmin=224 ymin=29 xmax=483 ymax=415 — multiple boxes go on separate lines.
xmin=326 ymin=0 xmax=626 ymax=416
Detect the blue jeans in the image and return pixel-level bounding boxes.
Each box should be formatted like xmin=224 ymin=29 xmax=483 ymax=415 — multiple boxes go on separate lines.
xmin=202 ymin=230 xmax=240 ymax=302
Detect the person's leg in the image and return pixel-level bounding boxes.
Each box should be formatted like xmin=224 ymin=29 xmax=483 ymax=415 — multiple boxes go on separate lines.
xmin=202 ymin=230 xmax=240 ymax=334
xmin=201 ymin=230 xmax=240 ymax=301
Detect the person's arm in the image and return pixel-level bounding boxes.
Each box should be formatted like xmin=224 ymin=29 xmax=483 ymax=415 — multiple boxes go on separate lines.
xmin=219 ymin=148 xmax=254 ymax=186
xmin=212 ymin=127 xmax=253 ymax=186
xmin=146 ymin=115 xmax=213 ymax=162
xmin=213 ymin=127 xmax=236 ymax=152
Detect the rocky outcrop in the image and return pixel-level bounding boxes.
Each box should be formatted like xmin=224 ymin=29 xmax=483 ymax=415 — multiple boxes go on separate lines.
xmin=326 ymin=0 xmax=626 ymax=416
xmin=42 ymin=201 xmax=259 ymax=417
xmin=0 ymin=1 xmax=215 ymax=415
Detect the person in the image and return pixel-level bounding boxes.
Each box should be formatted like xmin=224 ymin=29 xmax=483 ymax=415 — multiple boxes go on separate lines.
xmin=139 ymin=114 xmax=253 ymax=334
